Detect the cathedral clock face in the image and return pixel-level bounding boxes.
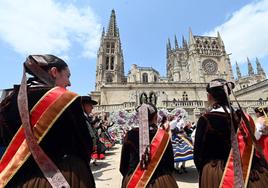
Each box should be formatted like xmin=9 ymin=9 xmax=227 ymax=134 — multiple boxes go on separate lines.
xmin=202 ymin=59 xmax=218 ymax=74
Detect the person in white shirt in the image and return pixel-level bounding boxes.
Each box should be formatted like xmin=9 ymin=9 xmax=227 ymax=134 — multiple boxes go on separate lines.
xmin=254 ymin=107 xmax=268 ymax=140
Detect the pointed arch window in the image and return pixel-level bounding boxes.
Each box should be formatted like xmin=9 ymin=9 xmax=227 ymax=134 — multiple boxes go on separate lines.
xmin=140 ymin=93 xmax=148 ymax=104
xmin=110 ymin=56 xmax=114 ymax=70
xmin=105 ymin=57 xmax=109 ymax=70
xmin=106 ymin=43 xmax=110 ymax=53
xmin=142 ymin=73 xmax=148 ymax=83
xmin=149 ymin=92 xmax=157 ymax=105
xmin=111 ymin=42 xmax=115 ymax=54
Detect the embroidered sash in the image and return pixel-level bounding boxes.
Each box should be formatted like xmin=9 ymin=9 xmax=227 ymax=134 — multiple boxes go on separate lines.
xmin=220 ymin=114 xmax=255 ymax=188
xmin=0 ymin=87 xmax=78 ymax=187
xmin=127 ymin=128 xmax=170 ymax=188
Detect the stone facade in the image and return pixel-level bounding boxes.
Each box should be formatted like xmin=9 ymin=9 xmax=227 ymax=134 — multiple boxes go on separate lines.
xmin=91 ymin=10 xmax=268 ymax=120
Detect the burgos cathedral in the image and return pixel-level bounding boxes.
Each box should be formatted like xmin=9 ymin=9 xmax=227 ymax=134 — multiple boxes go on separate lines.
xmin=91 ymin=10 xmax=268 ymax=121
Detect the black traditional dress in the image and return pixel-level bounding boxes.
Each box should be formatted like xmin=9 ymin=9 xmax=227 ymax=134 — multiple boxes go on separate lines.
xmin=120 ymin=126 xmax=178 ymax=188
xmin=194 ymin=107 xmax=268 ymax=188
xmin=0 ymin=85 xmax=95 ymax=188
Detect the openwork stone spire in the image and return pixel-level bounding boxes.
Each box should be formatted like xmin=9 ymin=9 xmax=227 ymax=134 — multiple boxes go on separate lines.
xmin=107 ymin=9 xmax=118 ymax=37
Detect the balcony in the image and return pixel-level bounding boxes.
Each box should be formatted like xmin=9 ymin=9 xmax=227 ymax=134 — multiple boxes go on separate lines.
xmin=163 ymin=100 xmax=206 ymax=109
xmin=93 ymin=100 xmax=267 ymax=113
xmin=93 ymin=102 xmax=136 ymax=113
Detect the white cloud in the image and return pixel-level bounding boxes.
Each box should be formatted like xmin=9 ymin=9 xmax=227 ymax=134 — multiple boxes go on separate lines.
xmin=205 ymin=0 xmax=268 ymax=64
xmin=0 ymin=0 xmax=101 ymax=59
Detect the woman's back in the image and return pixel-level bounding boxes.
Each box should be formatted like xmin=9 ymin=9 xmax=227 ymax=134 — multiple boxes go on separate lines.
xmin=1 ymin=86 xmax=95 ymax=187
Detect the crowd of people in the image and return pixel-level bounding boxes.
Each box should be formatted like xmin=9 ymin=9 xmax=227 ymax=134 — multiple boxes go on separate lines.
xmin=0 ymin=54 xmax=268 ymax=188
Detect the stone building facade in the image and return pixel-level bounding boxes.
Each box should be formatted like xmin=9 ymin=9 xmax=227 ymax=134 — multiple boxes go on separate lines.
xmin=91 ymin=10 xmax=268 ymax=121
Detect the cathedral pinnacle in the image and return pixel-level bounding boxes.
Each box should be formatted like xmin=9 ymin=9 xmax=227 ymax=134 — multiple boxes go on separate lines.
xmin=256 ymin=57 xmax=265 ymax=76
xmin=182 ymin=35 xmax=187 ymax=48
xmin=217 ymin=31 xmax=224 ymax=47
xmin=167 ymin=38 xmax=171 ymax=57
xmin=189 ymin=27 xmax=195 ymax=46
xmin=247 ymin=57 xmax=254 ymax=76
xmin=107 ymin=9 xmax=118 ymax=37
xmin=101 ymin=27 xmax=105 ymax=38
xmin=167 ymin=38 xmax=171 ymax=50
xmin=174 ymin=35 xmax=179 ymax=48
xmin=236 ymin=62 xmax=241 ymax=78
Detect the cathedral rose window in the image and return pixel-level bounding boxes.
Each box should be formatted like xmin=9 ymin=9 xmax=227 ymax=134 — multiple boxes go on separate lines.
xmin=202 ymin=59 xmax=218 ymax=74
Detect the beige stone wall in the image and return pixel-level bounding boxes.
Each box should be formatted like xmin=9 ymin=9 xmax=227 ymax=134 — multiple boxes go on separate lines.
xmin=127 ymin=65 xmax=159 ymax=83
xmin=236 ymin=87 xmax=268 ymax=100
xmin=98 ymin=83 xmax=208 ymax=106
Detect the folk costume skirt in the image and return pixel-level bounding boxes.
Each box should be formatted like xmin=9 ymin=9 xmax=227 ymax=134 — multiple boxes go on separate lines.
xmin=121 ymin=172 xmax=178 ymax=188
xmin=6 ymin=155 xmax=95 ymax=188
xmin=200 ymin=160 xmax=268 ymax=188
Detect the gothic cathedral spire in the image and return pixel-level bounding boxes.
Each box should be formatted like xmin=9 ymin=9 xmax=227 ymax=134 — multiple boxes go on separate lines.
xmin=236 ymin=62 xmax=241 ymax=79
xmin=107 ymin=9 xmax=118 ymax=37
xmin=166 ymin=38 xmax=171 ymax=57
xmin=217 ymin=31 xmax=224 ymax=47
xmin=247 ymin=57 xmax=254 ymax=76
xmin=102 ymin=27 xmax=105 ymax=38
xmin=256 ymin=57 xmax=266 ymax=77
xmin=174 ymin=35 xmax=179 ymax=48
xmin=182 ymin=35 xmax=187 ymax=49
xmin=95 ymin=9 xmax=125 ymax=91
xmin=189 ymin=27 xmax=195 ymax=46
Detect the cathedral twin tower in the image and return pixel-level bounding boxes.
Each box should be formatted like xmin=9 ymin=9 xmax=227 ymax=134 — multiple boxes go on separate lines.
xmin=94 ymin=10 xmax=266 ymax=103
xmin=95 ymin=10 xmax=266 ymax=92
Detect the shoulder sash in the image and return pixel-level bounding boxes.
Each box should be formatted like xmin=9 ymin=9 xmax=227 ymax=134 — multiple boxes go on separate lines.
xmin=219 ymin=114 xmax=254 ymax=188
xmin=127 ymin=128 xmax=170 ymax=188
xmin=0 ymin=87 xmax=78 ymax=187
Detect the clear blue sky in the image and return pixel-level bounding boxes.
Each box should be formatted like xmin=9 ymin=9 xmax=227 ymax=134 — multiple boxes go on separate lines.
xmin=1 ymin=0 xmax=268 ymax=95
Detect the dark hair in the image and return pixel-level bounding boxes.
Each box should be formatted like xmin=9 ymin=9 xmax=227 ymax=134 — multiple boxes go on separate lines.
xmin=25 ymin=54 xmax=68 ymax=85
xmin=254 ymin=107 xmax=268 ymax=116
xmin=26 ymin=54 xmax=68 ymax=74
xmin=206 ymin=79 xmax=235 ymax=106
xmin=80 ymin=95 xmax=98 ymax=105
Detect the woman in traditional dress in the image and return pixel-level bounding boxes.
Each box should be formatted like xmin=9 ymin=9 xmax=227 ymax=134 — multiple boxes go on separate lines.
xmin=0 ymin=55 xmax=95 ymax=188
xmin=120 ymin=103 xmax=178 ymax=188
xmin=81 ymin=95 xmax=104 ymax=165
xmin=194 ymin=78 xmax=268 ymax=188
xmin=254 ymin=107 xmax=268 ymax=161
xmin=171 ymin=118 xmax=193 ymax=174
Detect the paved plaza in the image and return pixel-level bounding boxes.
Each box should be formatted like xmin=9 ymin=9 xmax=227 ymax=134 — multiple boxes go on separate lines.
xmin=91 ymin=144 xmax=199 ymax=188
